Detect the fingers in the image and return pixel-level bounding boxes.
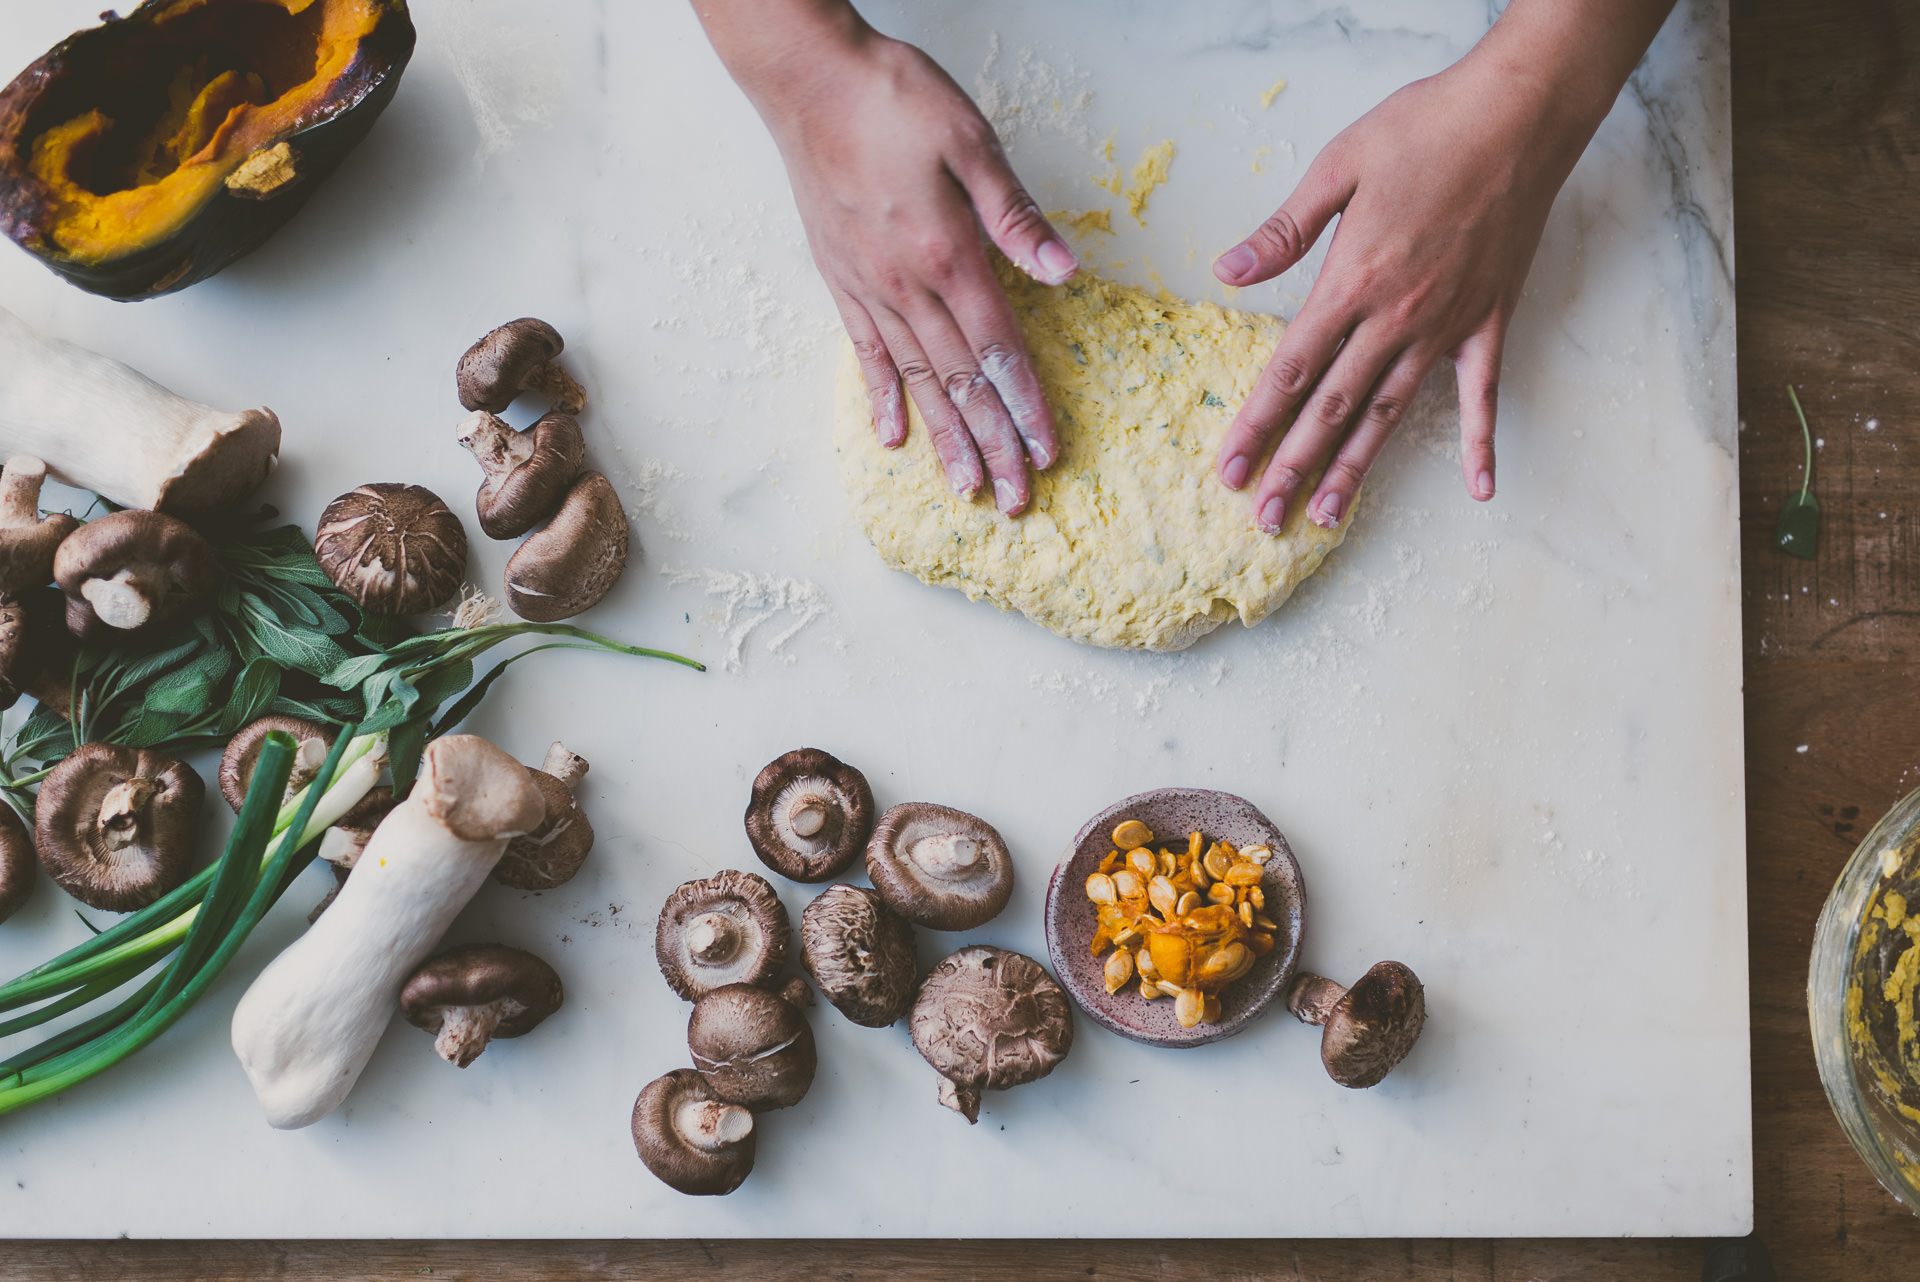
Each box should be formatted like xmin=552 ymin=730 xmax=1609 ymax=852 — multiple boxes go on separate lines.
xmin=832 ymin=291 xmax=906 ymax=448
xmin=1249 ymin=326 xmax=1401 ymax=533
xmin=941 ymin=278 xmax=1058 ymax=472
xmin=1216 ymin=303 xmax=1352 ymax=491
xmin=1214 ymin=151 xmax=1356 ymax=287
xmin=1305 ymin=350 xmax=1432 ymax=527
xmin=947 ymin=125 xmax=1078 ymax=286
xmin=1454 ymin=323 xmax=1502 ymax=501
xmin=902 ymin=296 xmax=1035 ymax=514
xmin=868 ymin=307 xmax=986 ymax=500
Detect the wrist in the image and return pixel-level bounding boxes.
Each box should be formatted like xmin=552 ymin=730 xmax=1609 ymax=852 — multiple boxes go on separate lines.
xmin=696 ymin=0 xmax=874 ymax=120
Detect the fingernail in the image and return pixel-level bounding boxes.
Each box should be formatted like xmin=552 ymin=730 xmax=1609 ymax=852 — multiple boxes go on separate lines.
xmin=1313 ymin=492 xmax=1343 ymax=527
xmin=1035 ymin=239 xmax=1078 ymax=284
xmin=952 ymin=471 xmax=980 ymax=498
xmin=1216 ymin=244 xmax=1257 ymax=281
xmin=1258 ymin=495 xmax=1284 ymax=532
xmin=1476 ymin=470 xmax=1495 ymax=500
xmin=1221 ymin=455 xmax=1250 ymax=489
xmin=1026 ymin=438 xmax=1055 ymax=469
xmin=994 ymin=477 xmax=1019 ymax=514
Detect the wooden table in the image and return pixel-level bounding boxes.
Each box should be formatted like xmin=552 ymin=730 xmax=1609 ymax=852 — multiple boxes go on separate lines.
xmin=8 ymin=0 xmax=1920 ymax=1275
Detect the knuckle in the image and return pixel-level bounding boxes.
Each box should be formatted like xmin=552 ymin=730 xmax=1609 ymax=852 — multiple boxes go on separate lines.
xmin=1307 ymin=388 xmax=1357 ymax=427
xmin=1363 ymin=394 xmax=1407 ymax=428
xmin=989 ymin=190 xmax=1048 ymax=244
xmin=1324 ymin=457 xmax=1368 ymax=491
xmin=895 ymin=356 xmax=939 ymax=386
xmin=851 ymin=337 xmax=891 ymax=367
xmin=944 ymin=368 xmax=989 ymax=408
xmin=1267 ymin=463 xmax=1306 ymax=496
xmin=1260 ymin=356 xmax=1315 ymax=400
xmin=1253 ymin=210 xmax=1304 ymax=261
xmin=917 ymin=237 xmax=965 ymax=284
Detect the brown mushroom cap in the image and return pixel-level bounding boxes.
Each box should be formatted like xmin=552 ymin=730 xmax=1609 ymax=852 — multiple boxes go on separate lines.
xmin=35 ymin=743 xmax=204 ymax=912
xmin=632 ymin=1068 xmax=756 ymax=1196
xmin=457 ymin=410 xmax=586 ymax=540
xmin=687 ymin=981 xmax=817 ymax=1110
xmin=400 ymin=942 xmax=565 ymax=1067
xmin=0 ymin=585 xmax=64 ymax=713
xmin=0 ymin=457 xmax=78 ymax=595
xmin=52 ymin=509 xmax=218 ymax=640
xmin=502 ymin=471 xmax=628 ymax=622
xmin=457 ymin=318 xmax=587 ymax=416
xmin=314 ymin=785 xmax=397 ymax=872
xmin=655 ymin=869 xmax=790 ymax=1000
xmin=218 ymin=715 xmax=335 ymax=813
xmin=800 ymin=884 xmax=917 ymax=1028
xmin=867 ymin=802 xmax=1013 ymax=931
xmin=313 ymin=484 xmax=468 ymax=616
xmin=0 ymin=799 xmax=34 ymax=925
xmin=744 ymin=748 xmax=874 ymax=884
xmin=494 ymin=742 xmax=593 ymax=890
xmin=910 ymin=946 xmax=1073 ymax=1124
xmin=1287 ymin=961 xmax=1427 ymax=1089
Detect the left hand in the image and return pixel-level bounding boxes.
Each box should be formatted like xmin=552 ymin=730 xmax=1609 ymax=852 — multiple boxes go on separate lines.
xmin=1212 ymin=54 xmax=1589 ymax=531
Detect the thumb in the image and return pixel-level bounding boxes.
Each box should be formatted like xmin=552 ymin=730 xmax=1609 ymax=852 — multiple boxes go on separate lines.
xmin=949 ymin=130 xmax=1078 ymax=286
xmin=1215 ymin=151 xmax=1354 ymax=287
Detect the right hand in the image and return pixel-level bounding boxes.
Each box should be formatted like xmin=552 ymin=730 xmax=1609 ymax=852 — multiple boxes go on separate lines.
xmin=753 ymin=29 xmax=1078 ymax=515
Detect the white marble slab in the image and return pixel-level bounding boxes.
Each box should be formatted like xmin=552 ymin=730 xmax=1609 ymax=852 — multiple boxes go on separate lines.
xmin=0 ymin=0 xmax=1746 ymax=1238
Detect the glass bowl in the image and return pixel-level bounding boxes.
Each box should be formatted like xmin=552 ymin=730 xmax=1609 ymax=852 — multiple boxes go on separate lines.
xmin=1809 ymin=781 xmax=1920 ymax=1213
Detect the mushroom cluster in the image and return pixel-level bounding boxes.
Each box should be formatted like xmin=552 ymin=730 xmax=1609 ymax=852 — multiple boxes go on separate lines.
xmin=453 ymin=318 xmax=629 ymax=623
xmin=494 ymin=742 xmax=595 ymax=890
xmin=639 ymin=868 xmax=819 ymax=1196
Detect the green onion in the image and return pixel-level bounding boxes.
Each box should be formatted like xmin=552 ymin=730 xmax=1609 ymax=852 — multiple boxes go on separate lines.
xmin=0 ymin=724 xmax=350 ymax=1112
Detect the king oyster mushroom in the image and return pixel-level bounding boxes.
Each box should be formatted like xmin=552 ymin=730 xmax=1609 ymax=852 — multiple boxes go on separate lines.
xmin=502 ymin=471 xmax=628 ymax=622
xmin=218 ymin=715 xmax=335 ymax=812
xmin=910 ymin=946 xmax=1073 ymax=1124
xmin=313 ymin=483 xmax=468 ymax=615
xmin=867 ymin=802 xmax=1013 ymax=931
xmin=800 ymin=884 xmax=917 ymax=1028
xmin=400 ymin=943 xmax=564 ymax=1067
xmin=457 ymin=318 xmax=587 ymax=416
xmin=494 ymin=742 xmax=594 ymax=890
xmin=1286 ymin=961 xmax=1427 ymax=1088
xmin=0 ymin=456 xmax=78 ymax=593
xmin=0 ymin=800 xmax=34 ymax=925
xmin=632 ymin=1069 xmax=756 ymax=1196
xmin=655 ymin=869 xmax=791 ymax=1000
xmin=744 ymin=748 xmax=875 ymax=883
xmin=456 ymin=410 xmax=585 ymax=540
xmin=687 ymin=980 xmax=817 ymax=1110
xmin=53 ymin=509 xmax=218 ymax=639
xmin=35 ymin=743 xmax=204 ymax=911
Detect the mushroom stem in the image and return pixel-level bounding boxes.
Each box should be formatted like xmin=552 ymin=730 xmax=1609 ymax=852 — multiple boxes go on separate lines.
xmin=96 ymin=776 xmax=158 ymax=847
xmin=938 ymin=1078 xmax=983 ymax=1124
xmin=910 ymin=832 xmax=982 ymax=878
xmin=0 ymin=456 xmax=46 ymax=526
xmin=686 ymin=912 xmax=739 ymax=963
xmin=316 ymin=825 xmax=370 ymax=870
xmin=431 ymin=999 xmax=520 ymax=1068
xmin=1286 ymin=972 xmax=1348 ymax=1027
xmin=540 ymin=741 xmax=588 ymax=791
xmin=455 ymin=411 xmax=536 ymax=477
xmin=677 ymin=1098 xmax=754 ymax=1151
xmin=526 ymin=362 xmax=587 ymax=415
xmin=79 ymin=564 xmax=166 ymax=630
xmin=787 ymin=798 xmax=828 ymax=839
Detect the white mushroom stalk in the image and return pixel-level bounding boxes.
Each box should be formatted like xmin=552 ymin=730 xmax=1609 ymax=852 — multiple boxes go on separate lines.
xmin=0 ymin=305 xmax=281 ymax=513
xmin=230 ymin=734 xmax=546 ymax=1129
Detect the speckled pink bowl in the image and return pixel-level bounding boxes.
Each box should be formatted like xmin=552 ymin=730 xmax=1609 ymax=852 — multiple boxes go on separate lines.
xmin=1044 ymin=788 xmax=1306 ymax=1048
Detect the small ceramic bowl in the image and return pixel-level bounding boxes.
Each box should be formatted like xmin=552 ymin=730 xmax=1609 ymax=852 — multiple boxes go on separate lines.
xmin=1044 ymin=788 xmax=1306 ymax=1048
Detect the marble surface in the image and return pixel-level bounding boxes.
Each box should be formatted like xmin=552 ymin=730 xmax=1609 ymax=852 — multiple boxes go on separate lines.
xmin=0 ymin=0 xmax=1745 ymax=1238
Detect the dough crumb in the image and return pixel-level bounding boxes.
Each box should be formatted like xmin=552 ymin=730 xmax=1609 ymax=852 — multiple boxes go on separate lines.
xmin=1123 ymin=140 xmax=1177 ymax=225
xmin=1259 ymin=78 xmax=1289 ymax=109
xmin=1049 ymin=208 xmax=1114 ymax=238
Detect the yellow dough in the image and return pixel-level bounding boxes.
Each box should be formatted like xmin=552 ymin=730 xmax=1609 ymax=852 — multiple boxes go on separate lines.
xmin=833 ymin=261 xmax=1351 ymax=652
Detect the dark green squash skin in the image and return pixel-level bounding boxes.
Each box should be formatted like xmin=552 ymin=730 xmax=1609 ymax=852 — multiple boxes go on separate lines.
xmin=0 ymin=0 xmax=415 ymax=301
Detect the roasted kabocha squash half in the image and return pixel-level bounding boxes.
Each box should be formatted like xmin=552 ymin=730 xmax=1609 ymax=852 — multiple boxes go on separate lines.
xmin=0 ymin=0 xmax=414 ymax=300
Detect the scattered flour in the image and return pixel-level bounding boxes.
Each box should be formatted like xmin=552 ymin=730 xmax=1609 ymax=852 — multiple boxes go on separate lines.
xmin=442 ymin=15 xmax=558 ymax=160
xmin=609 ymin=455 xmax=692 ymax=543
xmin=973 ymin=35 xmax=1097 ymax=150
xmin=663 ymin=565 xmax=829 ymax=671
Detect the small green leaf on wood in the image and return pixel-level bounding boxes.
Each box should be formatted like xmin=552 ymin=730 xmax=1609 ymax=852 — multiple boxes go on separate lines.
xmin=1775 ymin=384 xmax=1821 ymax=560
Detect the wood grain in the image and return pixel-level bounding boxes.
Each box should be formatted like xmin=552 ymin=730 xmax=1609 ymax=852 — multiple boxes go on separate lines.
xmin=7 ymin=0 xmax=1920 ymax=1276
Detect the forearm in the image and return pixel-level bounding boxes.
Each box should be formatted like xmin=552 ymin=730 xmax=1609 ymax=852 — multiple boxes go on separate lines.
xmin=691 ymin=0 xmax=873 ymax=116
xmin=1464 ymin=0 xmax=1679 ymax=171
